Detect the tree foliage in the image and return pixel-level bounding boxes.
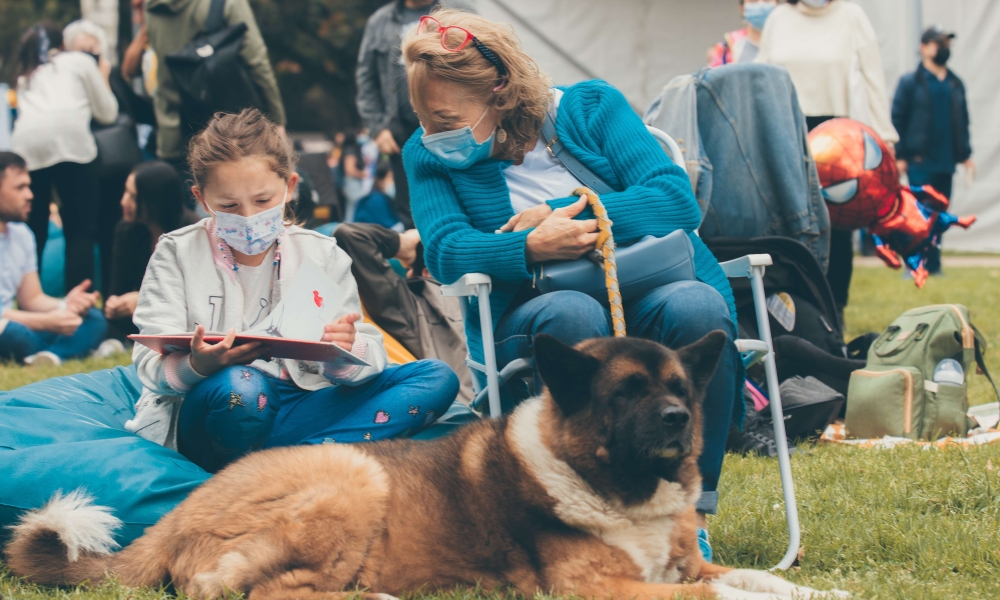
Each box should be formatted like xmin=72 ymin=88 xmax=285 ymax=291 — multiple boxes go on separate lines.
xmin=0 ymin=0 xmax=82 ymax=83
xmin=251 ymin=0 xmax=386 ymax=134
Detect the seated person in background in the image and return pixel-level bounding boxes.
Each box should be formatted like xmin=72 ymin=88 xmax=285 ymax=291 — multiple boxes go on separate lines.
xmin=104 ymin=161 xmax=200 ymax=341
xmin=353 ymin=160 xmax=402 ymax=230
xmin=338 ymin=130 xmax=376 ymax=221
xmin=0 ymin=152 xmax=109 ymax=366
xmin=334 ymin=223 xmax=473 ymax=403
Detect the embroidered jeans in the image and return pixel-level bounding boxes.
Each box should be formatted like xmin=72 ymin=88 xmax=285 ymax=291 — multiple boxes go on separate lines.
xmin=177 ymin=360 xmax=459 ymax=472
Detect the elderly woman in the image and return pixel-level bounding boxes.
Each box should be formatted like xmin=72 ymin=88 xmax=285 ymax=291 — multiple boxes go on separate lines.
xmin=402 ymin=10 xmax=742 ymax=555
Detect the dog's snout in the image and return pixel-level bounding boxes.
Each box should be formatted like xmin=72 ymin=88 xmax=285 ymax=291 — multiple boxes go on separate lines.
xmin=661 ymin=405 xmax=690 ymax=428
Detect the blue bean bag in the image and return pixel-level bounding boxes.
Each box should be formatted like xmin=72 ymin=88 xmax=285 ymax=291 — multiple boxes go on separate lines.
xmin=0 ymin=365 xmax=476 ymax=546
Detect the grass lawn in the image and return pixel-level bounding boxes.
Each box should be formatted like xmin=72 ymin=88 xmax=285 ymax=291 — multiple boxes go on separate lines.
xmin=2 ymin=266 xmax=999 ymax=599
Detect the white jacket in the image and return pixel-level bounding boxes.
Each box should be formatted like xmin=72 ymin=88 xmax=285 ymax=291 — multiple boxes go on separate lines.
xmin=126 ymin=220 xmax=388 ymax=449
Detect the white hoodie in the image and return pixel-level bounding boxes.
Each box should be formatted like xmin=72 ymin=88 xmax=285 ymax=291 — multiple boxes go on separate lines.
xmin=126 ymin=219 xmax=388 ymax=449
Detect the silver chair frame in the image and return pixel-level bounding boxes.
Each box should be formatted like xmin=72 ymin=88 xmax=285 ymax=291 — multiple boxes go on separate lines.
xmin=439 ymin=127 xmax=800 ymax=571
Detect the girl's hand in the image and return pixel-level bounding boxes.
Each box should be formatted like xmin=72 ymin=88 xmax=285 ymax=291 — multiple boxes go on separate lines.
xmin=189 ymin=325 xmax=269 ymax=377
xmin=500 ymin=203 xmax=553 ymax=232
xmin=323 ymin=313 xmax=361 ymax=351
xmin=525 ymin=196 xmax=599 ymax=263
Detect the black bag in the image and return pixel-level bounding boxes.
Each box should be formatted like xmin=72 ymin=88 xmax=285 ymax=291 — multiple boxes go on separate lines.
xmin=164 ymin=0 xmax=265 ymax=136
xmin=92 ymin=114 xmax=143 ymax=176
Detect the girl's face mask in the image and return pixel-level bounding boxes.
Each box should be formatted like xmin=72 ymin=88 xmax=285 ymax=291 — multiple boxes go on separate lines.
xmin=208 ymin=187 xmax=287 ymax=255
xmin=420 ymin=106 xmax=495 ymax=169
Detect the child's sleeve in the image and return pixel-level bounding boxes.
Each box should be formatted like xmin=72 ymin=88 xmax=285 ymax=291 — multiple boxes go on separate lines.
xmin=320 ymin=243 xmax=389 ymax=385
xmin=132 ymin=237 xmax=207 ymax=395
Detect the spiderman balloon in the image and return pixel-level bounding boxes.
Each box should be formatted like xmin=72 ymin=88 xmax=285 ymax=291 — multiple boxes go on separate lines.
xmin=808 ymin=118 xmax=976 ymax=288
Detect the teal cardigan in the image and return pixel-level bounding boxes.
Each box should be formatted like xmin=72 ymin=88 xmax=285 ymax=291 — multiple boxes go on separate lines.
xmin=404 ymin=79 xmax=736 ymax=367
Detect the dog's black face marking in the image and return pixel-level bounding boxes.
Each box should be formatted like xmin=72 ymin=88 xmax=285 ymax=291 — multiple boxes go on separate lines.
xmin=535 ymin=331 xmax=727 ymax=500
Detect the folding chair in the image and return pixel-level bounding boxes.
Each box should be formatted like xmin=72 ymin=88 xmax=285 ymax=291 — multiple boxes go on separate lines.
xmin=440 ymin=126 xmax=800 ymax=571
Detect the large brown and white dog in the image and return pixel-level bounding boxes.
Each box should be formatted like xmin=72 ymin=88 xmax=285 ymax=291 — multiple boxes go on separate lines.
xmin=6 ymin=332 xmax=847 ymax=599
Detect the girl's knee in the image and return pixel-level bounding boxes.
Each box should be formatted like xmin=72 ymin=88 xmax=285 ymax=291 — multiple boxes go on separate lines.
xmin=192 ymin=366 xmax=280 ymax=414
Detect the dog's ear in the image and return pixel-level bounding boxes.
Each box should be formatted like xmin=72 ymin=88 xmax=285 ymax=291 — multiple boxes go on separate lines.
xmin=676 ymin=330 xmax=727 ymax=397
xmin=534 ymin=334 xmax=600 ymax=415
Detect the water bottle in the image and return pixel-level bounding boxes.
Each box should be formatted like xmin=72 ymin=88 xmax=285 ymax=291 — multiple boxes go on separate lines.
xmin=932 ymin=359 xmax=964 ymax=386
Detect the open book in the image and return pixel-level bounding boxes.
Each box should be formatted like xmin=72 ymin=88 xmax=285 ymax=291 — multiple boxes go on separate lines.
xmin=130 ymin=259 xmax=370 ymax=368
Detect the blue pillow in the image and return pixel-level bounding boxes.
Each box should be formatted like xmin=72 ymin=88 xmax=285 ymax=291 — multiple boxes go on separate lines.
xmin=0 ymin=366 xmax=210 ymax=546
xmin=0 ymin=365 xmax=478 ymax=546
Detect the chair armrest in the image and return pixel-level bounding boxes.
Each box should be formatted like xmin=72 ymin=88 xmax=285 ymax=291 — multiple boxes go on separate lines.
xmin=719 ymin=254 xmax=773 ymax=279
xmin=440 ymin=273 xmax=492 ymax=297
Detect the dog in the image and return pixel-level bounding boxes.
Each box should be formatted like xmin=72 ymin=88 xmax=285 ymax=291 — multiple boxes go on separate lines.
xmin=5 ymin=331 xmax=847 ymax=599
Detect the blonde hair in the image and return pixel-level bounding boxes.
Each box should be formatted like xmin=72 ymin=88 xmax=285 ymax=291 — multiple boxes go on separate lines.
xmin=402 ymin=8 xmax=551 ymax=161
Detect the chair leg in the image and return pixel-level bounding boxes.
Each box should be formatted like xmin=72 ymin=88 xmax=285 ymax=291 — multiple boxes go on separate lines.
xmin=476 ymin=283 xmax=503 ymax=418
xmin=749 ymin=265 xmax=801 ymax=571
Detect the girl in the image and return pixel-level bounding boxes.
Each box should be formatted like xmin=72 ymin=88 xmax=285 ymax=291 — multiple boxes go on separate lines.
xmin=127 ymin=109 xmax=459 ymax=472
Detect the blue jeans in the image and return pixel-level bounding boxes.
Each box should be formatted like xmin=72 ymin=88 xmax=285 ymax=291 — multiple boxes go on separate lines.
xmin=0 ymin=308 xmax=107 ymax=362
xmin=494 ymin=282 xmax=739 ymax=514
xmin=177 ymin=360 xmax=459 ymax=472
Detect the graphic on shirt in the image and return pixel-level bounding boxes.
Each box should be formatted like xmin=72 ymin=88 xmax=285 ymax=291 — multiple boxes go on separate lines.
xmin=257 ymin=393 xmax=268 ymax=412
xmin=208 ymin=296 xmax=223 ymax=330
xmin=228 ymin=391 xmax=245 ymax=411
xmin=408 ymin=405 xmax=420 ymax=417
xmin=374 ymin=410 xmax=390 ymax=424
xmin=249 ymin=298 xmax=269 ymax=328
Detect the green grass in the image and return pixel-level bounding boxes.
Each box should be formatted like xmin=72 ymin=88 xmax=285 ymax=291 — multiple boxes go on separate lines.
xmin=2 ymin=267 xmax=1000 ymax=599
xmin=0 ymin=354 xmax=131 ymax=391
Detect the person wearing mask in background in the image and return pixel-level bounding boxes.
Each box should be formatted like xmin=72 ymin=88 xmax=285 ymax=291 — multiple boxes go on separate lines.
xmin=338 ymin=130 xmax=377 ymax=221
xmin=709 ymin=0 xmax=777 ymax=67
xmin=756 ymin=0 xmax=898 ymax=317
xmin=104 ymin=161 xmax=200 ymax=341
xmin=354 ymin=160 xmax=402 ymax=230
xmin=891 ymin=26 xmax=972 ymax=276
xmin=0 ymin=152 xmax=112 ymax=366
xmin=144 ymin=0 xmax=286 ymax=170
xmin=356 ymin=0 xmax=471 ymax=230
xmin=10 ymin=22 xmax=118 ymax=292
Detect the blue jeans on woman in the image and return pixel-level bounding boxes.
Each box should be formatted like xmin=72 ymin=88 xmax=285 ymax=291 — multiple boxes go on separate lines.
xmin=0 ymin=308 xmax=107 ymax=362
xmin=494 ymin=281 xmax=739 ymax=514
xmin=177 ymin=360 xmax=459 ymax=472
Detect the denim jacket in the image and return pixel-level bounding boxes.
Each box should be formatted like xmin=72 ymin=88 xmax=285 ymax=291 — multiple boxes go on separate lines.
xmin=645 ymin=64 xmax=829 ymax=271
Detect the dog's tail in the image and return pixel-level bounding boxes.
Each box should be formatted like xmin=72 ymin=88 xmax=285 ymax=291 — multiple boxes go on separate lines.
xmin=4 ymin=490 xmax=168 ymax=587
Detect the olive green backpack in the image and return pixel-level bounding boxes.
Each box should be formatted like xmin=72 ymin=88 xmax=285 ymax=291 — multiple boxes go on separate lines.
xmin=845 ymin=304 xmax=998 ymax=440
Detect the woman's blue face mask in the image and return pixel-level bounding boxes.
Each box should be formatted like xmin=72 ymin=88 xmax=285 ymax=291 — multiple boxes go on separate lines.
xmin=420 ymin=106 xmax=495 ymax=169
xmin=744 ymin=1 xmax=776 ymax=31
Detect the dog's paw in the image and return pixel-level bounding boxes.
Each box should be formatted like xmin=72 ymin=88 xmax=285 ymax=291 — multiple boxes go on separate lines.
xmin=714 ymin=570 xmax=848 ymax=599
xmin=710 ymin=582 xmax=791 ymax=600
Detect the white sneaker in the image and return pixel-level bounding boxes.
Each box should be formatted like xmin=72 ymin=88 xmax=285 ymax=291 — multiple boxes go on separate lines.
xmin=92 ymin=338 xmax=127 ymax=359
xmin=24 ymin=350 xmax=62 ymax=367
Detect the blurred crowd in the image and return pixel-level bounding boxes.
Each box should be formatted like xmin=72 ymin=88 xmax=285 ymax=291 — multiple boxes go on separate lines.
xmin=0 ymin=0 xmax=974 ymax=374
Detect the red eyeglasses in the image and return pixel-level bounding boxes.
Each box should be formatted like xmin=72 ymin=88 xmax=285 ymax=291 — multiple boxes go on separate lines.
xmin=418 ymin=15 xmax=474 ymax=51
xmin=417 ymin=15 xmax=508 ymax=76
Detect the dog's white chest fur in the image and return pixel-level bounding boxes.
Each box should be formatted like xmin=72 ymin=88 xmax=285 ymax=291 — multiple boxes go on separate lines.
xmin=509 ymin=400 xmax=699 ymax=583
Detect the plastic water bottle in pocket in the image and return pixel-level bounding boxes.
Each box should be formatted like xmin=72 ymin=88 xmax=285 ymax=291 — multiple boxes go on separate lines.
xmin=932 ymin=358 xmax=964 ymax=386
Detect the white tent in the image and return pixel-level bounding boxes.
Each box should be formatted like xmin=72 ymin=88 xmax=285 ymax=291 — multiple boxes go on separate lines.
xmin=471 ymin=0 xmax=998 ymax=252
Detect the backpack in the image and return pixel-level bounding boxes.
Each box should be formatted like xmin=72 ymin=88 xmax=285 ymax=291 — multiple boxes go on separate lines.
xmin=164 ymin=0 xmax=265 ymax=137
xmin=845 ymin=304 xmax=998 ymax=440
